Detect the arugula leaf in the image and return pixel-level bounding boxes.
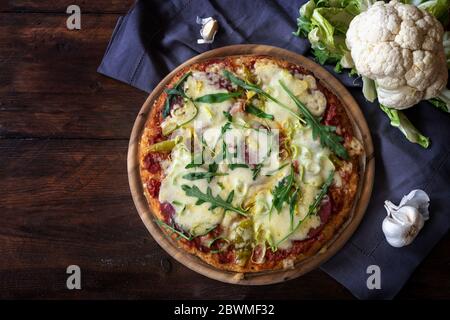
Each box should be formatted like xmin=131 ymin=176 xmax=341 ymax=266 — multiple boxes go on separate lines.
xmin=163 ymin=71 xmax=192 ymax=118
xmin=279 ymin=80 xmax=349 ymax=159
xmin=223 ymin=111 xmax=233 ymax=122
xmin=272 ymin=171 xmax=334 ymax=249
xmin=289 ymin=188 xmax=300 ymax=231
xmin=181 ymin=185 xmax=248 ymax=216
xmin=264 ymin=163 xmax=290 ymax=176
xmin=245 ymin=104 xmax=275 ymax=120
xmin=182 ymin=171 xmax=228 ymax=181
xmin=155 ymin=219 xmax=219 ymax=240
xmin=165 ymin=87 xmax=188 ymax=98
xmin=308 ymin=170 xmax=334 ymax=215
xmin=154 ymin=219 xmax=193 ymax=241
xmin=185 ymin=162 xmax=202 ymax=169
xmin=228 ymin=163 xmax=249 ymax=170
xmin=207 ymin=236 xmax=230 ymax=249
xmin=195 ymin=92 xmax=241 ymax=103
xmin=251 ymin=163 xmax=264 ymax=181
xmin=271 ymin=166 xmax=295 ymax=213
xmin=223 ymin=70 xmax=306 ymax=123
xmin=207 ymin=163 xmax=219 ymax=182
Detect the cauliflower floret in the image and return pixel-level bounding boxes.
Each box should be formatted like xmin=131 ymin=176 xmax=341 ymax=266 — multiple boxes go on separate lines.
xmin=346 ymin=0 xmax=447 ymax=109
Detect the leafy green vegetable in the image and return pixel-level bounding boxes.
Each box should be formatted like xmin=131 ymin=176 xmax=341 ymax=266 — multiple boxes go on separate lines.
xmin=185 ymin=161 xmax=202 ymax=169
xmin=223 ymin=110 xmax=233 ymax=122
xmin=280 ymin=81 xmax=349 ymax=159
xmin=380 ymin=105 xmax=430 ymax=148
xmin=251 ymin=163 xmax=264 ymax=181
xmin=155 ymin=219 xmax=218 ymax=240
xmin=245 ymin=104 xmax=275 ymax=120
xmin=182 ymin=171 xmax=228 ymax=181
xmin=207 ymin=236 xmax=230 ymax=250
xmin=272 ymin=171 xmax=334 ymax=249
xmin=289 ymin=188 xmax=299 ymax=231
xmin=154 ymin=219 xmax=193 ymax=241
xmin=165 ymin=87 xmax=187 ymax=98
xmin=311 ymin=8 xmax=338 ymax=47
xmin=294 ymin=0 xmax=377 ymax=69
xmin=417 ymin=0 xmax=450 ymax=26
xmin=195 ymin=92 xmax=241 ymax=103
xmin=181 ymin=185 xmax=248 ymax=216
xmin=428 ymin=88 xmax=450 ymax=113
xmin=271 ymin=166 xmax=295 ymax=213
xmin=264 ymin=163 xmax=290 ymax=176
xmin=362 ymin=76 xmax=377 ymax=102
xmin=308 ymin=171 xmax=334 ymax=215
xmin=223 ymin=70 xmax=306 ymax=123
xmin=207 ymin=163 xmax=219 ymax=182
xmin=293 ymin=0 xmax=444 ymax=150
xmin=315 ymin=7 xmax=354 ymax=34
xmin=294 ymin=1 xmax=362 ymax=67
xmin=161 ymin=97 xmax=199 ymax=136
xmin=311 ymin=46 xmax=343 ymax=65
xmin=334 ymin=61 xmax=344 ymax=73
xmin=163 ymin=71 xmax=192 ymax=118
xmin=293 ymin=0 xmax=316 ymax=37
xmin=229 ymin=163 xmax=249 ymax=170
xmin=429 ymin=98 xmax=449 ymax=113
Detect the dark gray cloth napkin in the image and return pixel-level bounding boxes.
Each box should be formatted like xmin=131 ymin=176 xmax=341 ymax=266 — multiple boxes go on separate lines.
xmin=98 ymin=0 xmax=450 ymax=299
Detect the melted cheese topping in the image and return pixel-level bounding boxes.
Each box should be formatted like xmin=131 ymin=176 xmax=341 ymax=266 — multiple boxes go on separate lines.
xmin=155 ymin=61 xmax=347 ymax=264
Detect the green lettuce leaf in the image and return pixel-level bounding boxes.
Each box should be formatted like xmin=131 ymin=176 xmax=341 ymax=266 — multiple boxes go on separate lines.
xmin=418 ymin=0 xmax=450 ymax=26
xmin=428 ymin=88 xmax=450 ymax=113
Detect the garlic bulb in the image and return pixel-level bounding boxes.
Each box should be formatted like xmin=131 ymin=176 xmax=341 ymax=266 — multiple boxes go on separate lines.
xmin=382 ymin=190 xmax=430 ymax=248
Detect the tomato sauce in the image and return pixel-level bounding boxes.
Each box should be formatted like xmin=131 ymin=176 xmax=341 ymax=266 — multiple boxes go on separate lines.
xmin=147 ymin=178 xmax=161 ymax=198
xmin=143 ymin=152 xmax=162 ymax=173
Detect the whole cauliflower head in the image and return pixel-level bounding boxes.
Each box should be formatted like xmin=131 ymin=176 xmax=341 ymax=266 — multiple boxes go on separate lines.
xmin=346 ymin=0 xmax=448 ymax=109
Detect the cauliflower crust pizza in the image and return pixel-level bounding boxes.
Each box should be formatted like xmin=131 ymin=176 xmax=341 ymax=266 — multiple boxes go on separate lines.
xmin=139 ymin=56 xmax=363 ymax=273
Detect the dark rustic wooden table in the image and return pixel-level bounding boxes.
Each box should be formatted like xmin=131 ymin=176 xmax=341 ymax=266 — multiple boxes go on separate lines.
xmin=1 ymin=1 xmax=449 ymax=299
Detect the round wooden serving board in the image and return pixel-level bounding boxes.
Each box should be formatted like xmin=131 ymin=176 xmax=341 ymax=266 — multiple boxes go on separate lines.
xmin=128 ymin=44 xmax=375 ymax=285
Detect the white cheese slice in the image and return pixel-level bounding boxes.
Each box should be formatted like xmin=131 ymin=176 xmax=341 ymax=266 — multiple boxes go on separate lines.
xmin=158 ymin=142 xmax=224 ymax=235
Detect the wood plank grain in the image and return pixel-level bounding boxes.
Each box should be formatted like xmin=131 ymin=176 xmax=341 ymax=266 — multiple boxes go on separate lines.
xmin=0 ymin=139 xmax=354 ymax=299
xmin=0 ymin=13 xmax=129 ymax=95
xmin=0 ymin=0 xmax=134 ymax=13
xmin=0 ymin=139 xmax=448 ymax=298
xmin=0 ymin=13 xmax=148 ymax=139
xmin=0 ymin=91 xmax=145 ymax=139
xmin=0 ymin=6 xmax=448 ymax=299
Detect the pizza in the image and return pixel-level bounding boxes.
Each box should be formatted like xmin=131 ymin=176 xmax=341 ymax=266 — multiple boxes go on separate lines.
xmin=139 ymin=55 xmax=363 ymax=273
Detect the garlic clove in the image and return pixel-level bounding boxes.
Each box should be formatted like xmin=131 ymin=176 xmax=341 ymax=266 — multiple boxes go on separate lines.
xmin=392 ymin=206 xmax=423 ymax=226
xmin=200 ymin=19 xmax=218 ymax=41
xmin=196 ymin=16 xmax=219 ymax=44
